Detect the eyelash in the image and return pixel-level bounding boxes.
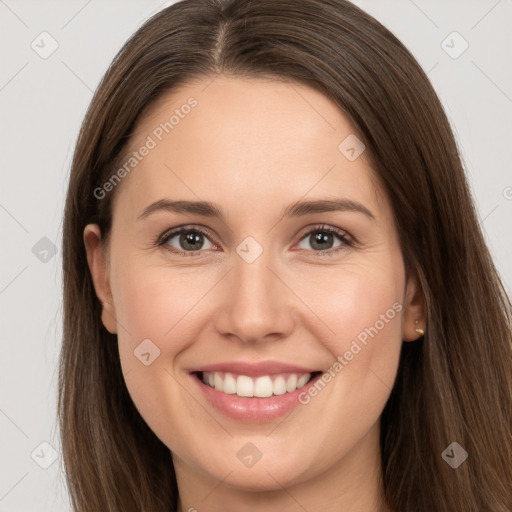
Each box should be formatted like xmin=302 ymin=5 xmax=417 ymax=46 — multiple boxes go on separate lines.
xmin=155 ymin=224 xmax=355 ymax=258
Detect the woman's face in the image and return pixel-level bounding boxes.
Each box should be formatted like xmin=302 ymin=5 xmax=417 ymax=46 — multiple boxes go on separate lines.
xmin=85 ymin=75 xmax=423 ymax=502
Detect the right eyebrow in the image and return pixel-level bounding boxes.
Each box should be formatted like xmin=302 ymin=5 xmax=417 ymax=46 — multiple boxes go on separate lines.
xmin=137 ymin=199 xmax=227 ymax=222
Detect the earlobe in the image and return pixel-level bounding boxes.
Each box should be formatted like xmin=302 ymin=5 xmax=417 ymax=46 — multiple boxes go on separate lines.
xmin=83 ymin=224 xmax=118 ymax=334
xmin=402 ymin=269 xmax=426 ymax=342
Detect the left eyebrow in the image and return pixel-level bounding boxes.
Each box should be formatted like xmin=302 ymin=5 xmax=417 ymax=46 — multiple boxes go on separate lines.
xmin=137 ymin=197 xmax=376 ymax=223
xmin=282 ymin=198 xmax=376 ymax=222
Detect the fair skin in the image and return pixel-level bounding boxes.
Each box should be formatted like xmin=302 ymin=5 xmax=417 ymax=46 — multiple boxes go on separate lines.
xmin=84 ymin=75 xmax=424 ymax=512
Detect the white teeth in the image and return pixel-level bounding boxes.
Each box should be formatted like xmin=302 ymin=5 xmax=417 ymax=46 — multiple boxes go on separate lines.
xmin=297 ymin=374 xmax=310 ymax=388
xmin=273 ymin=376 xmax=287 ymax=395
xmin=236 ymin=375 xmax=253 ymax=397
xmin=214 ymin=373 xmax=223 ymax=391
xmin=254 ymin=376 xmax=273 ymax=397
xmin=286 ymin=374 xmax=297 ymax=392
xmin=200 ymin=371 xmax=314 ymax=397
xmin=223 ymin=373 xmax=237 ymax=394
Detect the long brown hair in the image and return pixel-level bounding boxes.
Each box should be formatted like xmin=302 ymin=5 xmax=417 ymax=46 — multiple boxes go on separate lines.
xmin=58 ymin=0 xmax=512 ymax=510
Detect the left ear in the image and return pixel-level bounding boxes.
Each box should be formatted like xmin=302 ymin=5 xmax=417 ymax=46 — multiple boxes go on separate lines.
xmin=402 ymin=267 xmax=426 ymax=342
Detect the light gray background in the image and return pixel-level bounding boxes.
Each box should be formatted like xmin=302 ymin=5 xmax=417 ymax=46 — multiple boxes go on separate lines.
xmin=1 ymin=1 xmax=511 ymax=510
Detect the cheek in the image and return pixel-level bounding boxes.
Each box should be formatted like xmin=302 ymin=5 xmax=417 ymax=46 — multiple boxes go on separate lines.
xmin=304 ymin=255 xmax=405 ymax=403
xmin=286 ymin=263 xmax=404 ymax=470
xmin=111 ymin=265 xmax=201 ymax=447
xmin=110 ymin=261 xmax=195 ymax=409
xmin=304 ymin=257 xmax=403 ymax=352
xmin=112 ymin=260 xmax=200 ymax=352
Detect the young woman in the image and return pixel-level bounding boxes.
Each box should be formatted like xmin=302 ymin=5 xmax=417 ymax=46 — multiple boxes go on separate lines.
xmin=58 ymin=0 xmax=512 ymax=510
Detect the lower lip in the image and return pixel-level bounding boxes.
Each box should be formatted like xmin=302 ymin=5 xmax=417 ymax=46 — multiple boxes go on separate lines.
xmin=191 ymin=372 xmax=322 ymax=422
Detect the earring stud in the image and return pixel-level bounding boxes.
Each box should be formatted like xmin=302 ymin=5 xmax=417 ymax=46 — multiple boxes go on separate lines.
xmin=414 ymin=319 xmax=424 ymax=336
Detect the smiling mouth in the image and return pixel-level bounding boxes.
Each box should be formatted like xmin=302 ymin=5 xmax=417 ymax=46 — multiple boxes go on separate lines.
xmin=193 ymin=370 xmax=322 ymax=398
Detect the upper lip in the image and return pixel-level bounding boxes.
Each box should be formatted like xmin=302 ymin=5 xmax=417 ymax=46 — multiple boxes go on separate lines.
xmin=192 ymin=360 xmax=320 ymax=377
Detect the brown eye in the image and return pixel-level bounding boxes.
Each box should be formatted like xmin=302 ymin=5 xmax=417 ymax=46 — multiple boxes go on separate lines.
xmin=160 ymin=227 xmax=215 ymax=254
xmin=296 ymin=225 xmax=352 ymax=255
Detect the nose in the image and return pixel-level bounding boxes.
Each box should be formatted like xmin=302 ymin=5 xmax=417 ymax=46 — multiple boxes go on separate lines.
xmin=213 ymin=248 xmax=295 ymax=345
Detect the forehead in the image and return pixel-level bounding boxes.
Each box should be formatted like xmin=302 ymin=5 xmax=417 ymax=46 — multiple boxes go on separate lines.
xmin=115 ymin=74 xmax=384 ymax=221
